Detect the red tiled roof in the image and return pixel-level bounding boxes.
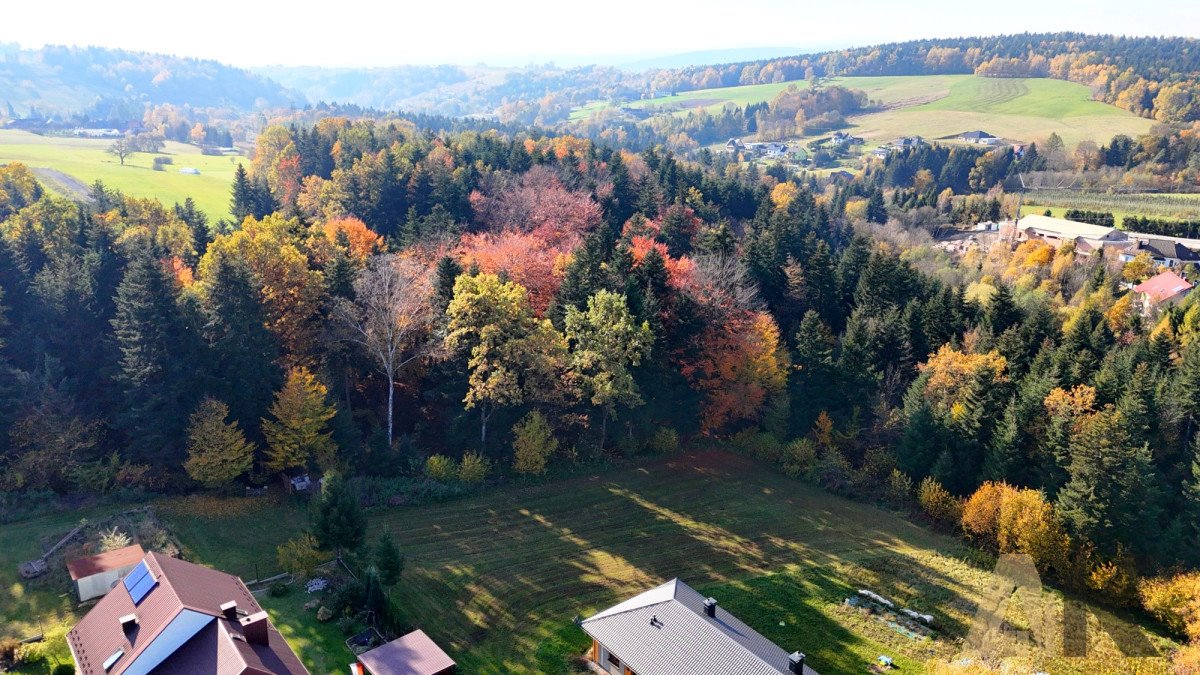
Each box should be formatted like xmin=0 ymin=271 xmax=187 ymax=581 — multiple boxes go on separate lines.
xmin=357 ymin=630 xmax=456 ymax=675
xmin=66 ymin=545 xmax=145 ymax=581
xmin=1134 ymin=270 xmax=1193 ymax=304
xmin=66 ymin=552 xmax=307 ymax=674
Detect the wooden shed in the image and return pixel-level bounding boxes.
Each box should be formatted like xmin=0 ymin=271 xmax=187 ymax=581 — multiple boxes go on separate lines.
xmin=66 ymin=544 xmax=145 ymax=602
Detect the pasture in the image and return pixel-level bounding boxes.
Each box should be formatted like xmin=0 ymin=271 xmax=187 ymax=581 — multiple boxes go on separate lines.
xmin=0 ymin=130 xmax=241 ymax=220
xmin=1 ymin=451 xmax=1176 ymax=674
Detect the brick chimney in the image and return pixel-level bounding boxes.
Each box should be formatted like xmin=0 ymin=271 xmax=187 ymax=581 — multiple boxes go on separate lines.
xmin=239 ymin=611 xmax=270 ymax=645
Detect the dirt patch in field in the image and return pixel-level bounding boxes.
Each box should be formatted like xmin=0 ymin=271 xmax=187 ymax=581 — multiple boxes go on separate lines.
xmin=31 ymin=167 xmax=93 ymax=203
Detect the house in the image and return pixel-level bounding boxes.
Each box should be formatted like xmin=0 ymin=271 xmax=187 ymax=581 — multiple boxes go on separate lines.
xmin=350 ymin=629 xmax=455 ymax=675
xmin=828 ymin=170 xmax=855 ymax=182
xmin=958 ymin=130 xmax=997 ymax=144
xmin=828 ymin=131 xmax=863 ymax=147
xmin=1003 ymin=214 xmax=1130 ymax=251
xmin=1119 ymin=237 xmax=1200 ymax=268
xmin=724 ymin=138 xmax=744 ymax=153
xmin=67 ymin=544 xmax=145 ymax=602
xmin=1133 ymin=270 xmax=1193 ymax=314
xmin=580 ymin=578 xmax=818 ymax=675
xmin=893 ymin=136 xmax=926 ymax=149
xmin=66 ymin=552 xmax=307 ymax=675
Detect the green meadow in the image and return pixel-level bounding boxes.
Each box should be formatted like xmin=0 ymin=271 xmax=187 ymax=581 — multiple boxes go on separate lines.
xmin=0 ymin=130 xmax=242 ymax=221
xmin=1 ymin=451 xmax=1174 ymax=674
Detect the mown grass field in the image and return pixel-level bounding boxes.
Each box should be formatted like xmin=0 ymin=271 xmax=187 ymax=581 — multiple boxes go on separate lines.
xmin=574 ymin=75 xmax=1155 ymax=150
xmin=1020 ymin=191 xmax=1200 ymax=225
xmin=1 ymin=451 xmax=1177 ymax=674
xmin=0 ymin=130 xmax=241 ymax=220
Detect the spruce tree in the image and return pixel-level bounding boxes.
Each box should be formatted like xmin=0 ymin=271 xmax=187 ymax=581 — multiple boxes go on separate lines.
xmin=203 ymin=255 xmax=281 ymax=435
xmin=311 ymin=473 xmax=366 ymax=555
xmin=230 ymin=164 xmax=254 ymax=222
xmin=373 ymin=532 xmax=405 ymax=586
xmin=111 ymin=243 xmax=196 ymax=465
xmin=185 ymin=398 xmax=255 ymax=488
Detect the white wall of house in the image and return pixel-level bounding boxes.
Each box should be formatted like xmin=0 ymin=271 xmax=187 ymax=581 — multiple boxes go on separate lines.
xmin=76 ymin=564 xmax=139 ymax=601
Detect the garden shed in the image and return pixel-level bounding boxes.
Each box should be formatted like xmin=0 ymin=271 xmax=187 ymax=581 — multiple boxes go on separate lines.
xmin=351 ymin=629 xmax=455 ymax=675
xmin=66 ymin=544 xmax=145 ymax=602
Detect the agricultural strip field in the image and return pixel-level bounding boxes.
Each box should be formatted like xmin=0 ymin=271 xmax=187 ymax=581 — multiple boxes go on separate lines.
xmin=0 ymin=130 xmax=241 ymax=220
xmin=0 ymin=451 xmax=1177 ymax=673
xmin=1019 ymin=191 xmax=1200 ymax=224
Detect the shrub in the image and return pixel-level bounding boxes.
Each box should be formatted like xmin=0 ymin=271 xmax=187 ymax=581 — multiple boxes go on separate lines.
xmin=781 ymin=439 xmax=817 ymax=478
xmin=424 ymin=455 xmax=457 ymax=482
xmin=1139 ymin=572 xmax=1200 ymax=640
xmin=99 ymin=526 xmax=132 ymax=552
xmin=269 ymin=582 xmax=290 ymax=598
xmin=813 ymin=449 xmax=855 ymax=495
xmin=961 ymin=481 xmax=1013 ymax=548
xmin=918 ymin=477 xmax=963 ymax=526
xmin=316 ymin=606 xmax=333 ymax=622
xmin=732 ymin=430 xmax=782 ymax=463
xmin=512 ymin=411 xmax=557 ymax=476
xmin=649 ymin=427 xmax=680 ymax=454
xmin=276 ymin=533 xmax=323 ymax=578
xmin=1086 ymin=550 xmax=1140 ymax=606
xmin=457 ymin=452 xmax=489 ymax=484
xmin=0 ymin=637 xmax=22 ymax=666
xmin=54 ymin=665 xmax=75 ymax=675
xmin=884 ymin=469 xmax=914 ymax=505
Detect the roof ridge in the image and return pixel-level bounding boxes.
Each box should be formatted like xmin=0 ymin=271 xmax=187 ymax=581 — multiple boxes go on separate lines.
xmin=582 ymin=578 xmax=680 ymax=623
xmin=671 ymin=582 xmax=790 ymax=674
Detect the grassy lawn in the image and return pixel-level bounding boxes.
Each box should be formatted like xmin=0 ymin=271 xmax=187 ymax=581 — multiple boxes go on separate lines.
xmin=1021 ymin=192 xmax=1200 ymax=224
xmin=1 ymin=452 xmax=1177 ymax=673
xmin=0 ymin=130 xmax=242 ymax=220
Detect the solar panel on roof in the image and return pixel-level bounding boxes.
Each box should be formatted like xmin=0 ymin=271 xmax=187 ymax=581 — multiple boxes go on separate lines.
xmin=122 ymin=560 xmax=149 ymax=592
xmin=128 ymin=572 xmax=157 ymax=605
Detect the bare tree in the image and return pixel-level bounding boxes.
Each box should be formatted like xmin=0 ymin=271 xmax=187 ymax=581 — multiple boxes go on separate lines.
xmin=107 ymin=137 xmax=134 ymax=165
xmin=335 ymin=254 xmax=434 ymax=447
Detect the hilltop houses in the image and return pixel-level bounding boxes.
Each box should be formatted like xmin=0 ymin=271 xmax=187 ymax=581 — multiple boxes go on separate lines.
xmin=958 ymin=130 xmax=1000 ymax=145
xmin=1133 ymin=270 xmax=1193 ymax=315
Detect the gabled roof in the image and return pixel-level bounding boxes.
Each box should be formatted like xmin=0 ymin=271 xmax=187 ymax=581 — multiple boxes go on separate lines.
xmin=1136 ymin=238 xmax=1200 ymax=262
xmin=1134 ymin=270 xmax=1193 ymax=304
xmin=581 ymin=579 xmax=817 ymax=675
xmin=357 ymin=629 xmax=456 ymax=675
xmin=67 ymin=545 xmax=145 ymax=581
xmin=67 ymin=552 xmax=307 ymax=675
xmin=959 ymin=130 xmax=995 ymax=139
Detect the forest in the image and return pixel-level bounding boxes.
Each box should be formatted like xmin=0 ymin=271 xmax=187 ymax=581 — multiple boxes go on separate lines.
xmin=4 ymin=109 xmax=1200 ymax=669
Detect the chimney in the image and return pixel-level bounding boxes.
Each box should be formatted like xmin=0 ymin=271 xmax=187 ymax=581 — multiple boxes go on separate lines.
xmin=788 ymin=651 xmax=806 ymax=674
xmin=703 ymin=597 xmax=717 ymax=618
xmin=239 ymin=611 xmax=270 ymax=645
xmin=220 ymin=601 xmax=238 ymax=621
xmin=118 ymin=613 xmax=138 ymax=636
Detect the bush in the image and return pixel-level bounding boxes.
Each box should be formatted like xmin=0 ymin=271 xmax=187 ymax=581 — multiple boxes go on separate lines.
xmin=0 ymin=637 xmax=22 ymax=666
xmin=617 ymin=434 xmax=643 ymax=456
xmin=457 ymin=452 xmax=489 ymax=484
xmin=918 ymin=477 xmax=962 ymax=526
xmin=781 ymin=439 xmax=817 ymax=478
xmin=813 ymin=449 xmax=855 ymax=495
xmin=732 ymin=430 xmax=782 ymax=463
xmin=1140 ymin=572 xmax=1200 ymax=640
xmin=277 ymin=533 xmax=323 ymax=578
xmin=424 ymin=455 xmax=457 ymax=482
xmin=512 ymin=411 xmax=557 ymax=476
xmin=649 ymin=427 xmax=680 ymax=454
xmin=99 ymin=526 xmax=132 ymax=552
xmin=152 ymin=155 xmax=173 ymax=171
xmin=54 ymin=665 xmax=75 ymax=675
xmin=884 ymin=469 xmax=914 ymax=505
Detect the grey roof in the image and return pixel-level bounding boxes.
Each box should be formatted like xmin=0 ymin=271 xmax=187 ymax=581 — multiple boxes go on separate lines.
xmin=1138 ymin=238 xmax=1200 ymax=262
xmin=581 ymin=579 xmax=818 ymax=675
xmin=959 ymin=130 xmax=995 ymax=139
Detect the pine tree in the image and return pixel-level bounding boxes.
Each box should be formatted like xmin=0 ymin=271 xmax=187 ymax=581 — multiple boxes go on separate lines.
xmin=174 ymin=198 xmax=210 ymax=264
xmin=432 ymin=255 xmax=462 ymax=313
xmin=111 ymin=243 xmax=196 ymax=464
xmin=982 ymin=397 xmax=1023 ymax=483
xmin=311 ymin=473 xmax=366 ymax=555
xmin=203 ymin=254 xmax=280 ymax=434
xmin=1057 ymin=407 xmax=1161 ymax=556
xmin=230 ymin=163 xmax=254 ymax=222
xmin=263 ymin=367 xmax=337 ymax=473
xmin=373 ymin=532 xmax=405 ymax=586
xmin=184 ymin=398 xmax=255 ymax=488
xmin=866 ymin=189 xmax=888 ymax=224
xmin=984 ymin=282 xmax=1020 ymax=335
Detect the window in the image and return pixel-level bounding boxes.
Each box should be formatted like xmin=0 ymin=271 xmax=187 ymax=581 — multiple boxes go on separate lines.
xmin=102 ymin=648 xmax=124 ymax=671
xmin=606 ymin=652 xmax=621 ymax=667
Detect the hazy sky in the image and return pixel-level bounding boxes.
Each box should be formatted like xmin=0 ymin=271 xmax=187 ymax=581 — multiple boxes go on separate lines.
xmin=2 ymin=0 xmax=1199 ymax=68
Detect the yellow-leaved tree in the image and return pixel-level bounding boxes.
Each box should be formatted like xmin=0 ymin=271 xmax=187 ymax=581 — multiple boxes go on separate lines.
xmin=262 ymin=367 xmax=337 ymax=473
xmin=184 ymin=398 xmax=255 ymax=488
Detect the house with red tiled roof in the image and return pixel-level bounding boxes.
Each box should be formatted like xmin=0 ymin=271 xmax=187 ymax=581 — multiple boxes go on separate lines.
xmin=1133 ymin=270 xmax=1193 ymax=315
xmin=66 ymin=551 xmax=307 ymax=675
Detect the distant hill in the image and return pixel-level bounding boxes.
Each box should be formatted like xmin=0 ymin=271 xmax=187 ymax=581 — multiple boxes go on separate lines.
xmin=0 ymin=44 xmax=300 ymax=117
xmin=617 ymin=46 xmax=831 ymax=72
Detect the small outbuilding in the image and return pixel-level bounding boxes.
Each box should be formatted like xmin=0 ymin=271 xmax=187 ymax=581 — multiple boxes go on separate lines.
xmin=66 ymin=544 xmax=145 ymax=602
xmin=351 ymin=629 xmax=456 ymax=675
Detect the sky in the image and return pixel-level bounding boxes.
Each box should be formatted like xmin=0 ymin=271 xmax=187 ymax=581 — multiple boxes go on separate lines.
xmin=1 ymin=0 xmax=1198 ymax=68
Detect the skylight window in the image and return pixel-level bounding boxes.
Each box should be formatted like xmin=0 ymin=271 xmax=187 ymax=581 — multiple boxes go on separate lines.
xmin=122 ymin=560 xmax=157 ymax=605
xmin=102 ymin=648 xmax=124 ymax=671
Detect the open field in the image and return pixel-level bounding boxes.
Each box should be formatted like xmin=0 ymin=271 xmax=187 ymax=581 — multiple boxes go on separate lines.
xmin=843 ymin=76 xmax=1154 ymax=149
xmin=0 ymin=130 xmax=241 ymax=220
xmin=2 ymin=452 xmax=1177 ymax=673
xmin=1019 ymin=191 xmax=1200 ymax=224
xmin=575 ymin=75 xmax=1156 ymax=150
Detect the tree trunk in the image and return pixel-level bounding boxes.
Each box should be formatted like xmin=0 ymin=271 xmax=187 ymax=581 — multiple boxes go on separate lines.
xmin=600 ymin=412 xmax=608 ymax=450
xmin=386 ymin=365 xmax=394 ymax=449
xmin=480 ymin=405 xmax=489 ymax=451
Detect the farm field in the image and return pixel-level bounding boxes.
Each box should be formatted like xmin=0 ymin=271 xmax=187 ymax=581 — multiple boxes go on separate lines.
xmin=844 ymin=76 xmax=1155 ymax=149
xmin=575 ymin=75 xmax=1156 ymax=150
xmin=1 ymin=451 xmax=1177 ymax=674
xmin=1019 ymin=190 xmax=1200 ymax=224
xmin=0 ymin=130 xmax=241 ymax=220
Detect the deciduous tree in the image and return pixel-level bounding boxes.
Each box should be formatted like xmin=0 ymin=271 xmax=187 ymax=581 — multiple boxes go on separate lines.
xmin=263 ymin=367 xmax=337 ymax=473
